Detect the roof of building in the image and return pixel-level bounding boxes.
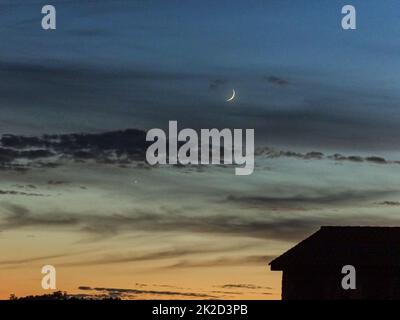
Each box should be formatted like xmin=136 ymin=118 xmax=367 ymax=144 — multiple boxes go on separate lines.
xmin=270 ymin=226 xmax=400 ymax=270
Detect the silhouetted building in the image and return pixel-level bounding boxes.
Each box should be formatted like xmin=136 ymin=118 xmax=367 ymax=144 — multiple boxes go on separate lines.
xmin=270 ymin=226 xmax=400 ymax=300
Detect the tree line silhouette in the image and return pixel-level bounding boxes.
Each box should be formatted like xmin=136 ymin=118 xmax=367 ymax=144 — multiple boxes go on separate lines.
xmin=9 ymin=291 xmax=120 ymax=300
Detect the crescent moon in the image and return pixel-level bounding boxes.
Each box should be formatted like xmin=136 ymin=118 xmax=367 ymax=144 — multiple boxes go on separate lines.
xmin=226 ymin=89 xmax=236 ymax=102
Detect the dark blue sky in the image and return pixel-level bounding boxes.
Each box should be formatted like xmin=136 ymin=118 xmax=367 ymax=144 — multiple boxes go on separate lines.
xmin=3 ymin=1 xmax=400 ymax=299
xmin=1 ymin=0 xmax=400 ymax=151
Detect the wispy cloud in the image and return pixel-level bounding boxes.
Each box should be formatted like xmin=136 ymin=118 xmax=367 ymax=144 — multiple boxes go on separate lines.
xmin=0 ymin=190 xmax=45 ymax=197
xmin=265 ymin=75 xmax=290 ymax=87
xmin=256 ymin=147 xmax=397 ymax=165
xmin=0 ymin=253 xmax=69 ymax=266
xmin=2 ymin=201 xmax=399 ymax=242
xmin=375 ymin=201 xmax=400 ymax=206
xmin=2 ymin=127 xmax=399 ymax=176
xmin=78 ymin=286 xmax=216 ymax=299
xmin=226 ymin=190 xmax=393 ymax=210
xmin=60 ymin=244 xmax=251 ymax=267
xmin=219 ymin=284 xmax=273 ymax=290
xmin=164 ymin=255 xmax=269 ymax=269
xmin=0 ymin=129 xmax=149 ymax=170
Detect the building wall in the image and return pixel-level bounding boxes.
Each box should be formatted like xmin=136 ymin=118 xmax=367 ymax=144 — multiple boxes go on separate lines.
xmin=282 ymin=266 xmax=400 ymax=300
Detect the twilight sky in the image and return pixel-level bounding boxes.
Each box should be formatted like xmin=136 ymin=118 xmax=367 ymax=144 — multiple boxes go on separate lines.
xmin=1 ymin=0 xmax=400 ymax=299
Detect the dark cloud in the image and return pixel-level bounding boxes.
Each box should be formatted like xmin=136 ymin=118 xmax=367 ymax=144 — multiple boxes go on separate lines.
xmin=77 ymin=286 xmax=91 ymax=291
xmin=365 ymin=156 xmax=387 ymax=164
xmin=219 ymin=284 xmax=272 ymax=290
xmin=0 ymin=129 xmax=149 ymax=170
xmin=329 ymin=154 xmax=387 ymax=164
xmin=209 ymin=290 xmax=244 ymax=295
xmin=2 ymin=200 xmax=399 ymax=243
xmin=256 ymin=146 xmax=398 ymax=166
xmin=0 ymin=204 xmax=79 ymax=230
xmin=226 ymin=190 xmax=392 ymax=210
xmin=0 ymin=163 xmax=29 ymax=173
xmin=255 ymin=147 xmax=324 ymax=160
xmin=76 ymin=282 xmax=272 ymax=299
xmin=0 ymin=146 xmax=54 ymax=162
xmin=0 ymin=248 xmax=94 ymax=267
xmin=165 ymin=255 xmax=268 ymax=269
xmin=209 ymin=79 xmax=227 ymax=90
xmin=78 ymin=286 xmax=216 ymax=299
xmin=0 ymin=253 xmax=69 ymax=266
xmin=376 ymin=201 xmax=400 ymax=206
xmin=1 ymin=128 xmax=397 ymax=176
xmin=329 ymin=154 xmax=364 ymax=162
xmin=0 ymin=190 xmax=45 ymax=197
xmin=47 ymin=180 xmax=68 ymax=185
xmin=0 ymin=128 xmax=231 ymax=172
xmin=265 ymin=75 xmax=289 ymax=87
xmin=60 ymin=244 xmax=250 ymax=267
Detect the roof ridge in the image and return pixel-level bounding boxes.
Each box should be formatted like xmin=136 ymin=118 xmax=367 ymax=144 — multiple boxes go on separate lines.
xmin=269 ymin=226 xmax=400 ymax=270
